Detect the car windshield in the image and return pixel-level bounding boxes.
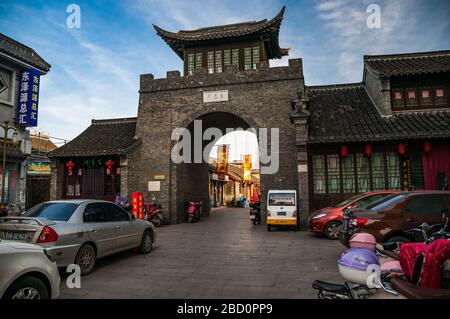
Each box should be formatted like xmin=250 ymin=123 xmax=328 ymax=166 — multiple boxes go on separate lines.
xmin=366 ymin=194 xmax=406 ymax=212
xmin=24 ymin=202 xmax=79 ymax=221
xmin=268 ymin=193 xmax=295 ymax=206
xmin=334 ymin=194 xmax=364 ymax=208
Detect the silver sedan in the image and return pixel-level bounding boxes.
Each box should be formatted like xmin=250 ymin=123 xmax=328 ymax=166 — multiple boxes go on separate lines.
xmin=0 ymin=200 xmax=157 ymax=275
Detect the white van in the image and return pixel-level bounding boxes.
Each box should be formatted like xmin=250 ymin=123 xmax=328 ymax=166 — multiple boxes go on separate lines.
xmin=266 ymin=190 xmax=297 ymax=231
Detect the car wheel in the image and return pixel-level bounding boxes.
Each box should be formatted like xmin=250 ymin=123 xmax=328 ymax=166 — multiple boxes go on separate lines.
xmin=3 ymin=276 xmax=48 ymax=299
xmin=267 ymin=225 xmax=272 ymax=232
xmin=325 ymin=221 xmax=341 ymax=240
xmin=138 ymin=230 xmax=153 ymax=254
xmin=75 ymin=244 xmax=96 ymax=276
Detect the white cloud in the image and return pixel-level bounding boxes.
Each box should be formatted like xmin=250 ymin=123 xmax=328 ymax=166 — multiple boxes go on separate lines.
xmin=314 ymin=0 xmax=422 ymax=82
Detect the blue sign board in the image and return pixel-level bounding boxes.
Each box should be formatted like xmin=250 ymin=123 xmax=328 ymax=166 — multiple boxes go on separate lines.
xmin=16 ymin=68 xmax=40 ymax=127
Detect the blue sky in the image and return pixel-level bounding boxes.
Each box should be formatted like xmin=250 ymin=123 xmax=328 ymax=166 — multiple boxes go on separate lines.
xmin=1 ymin=0 xmax=449 ymax=160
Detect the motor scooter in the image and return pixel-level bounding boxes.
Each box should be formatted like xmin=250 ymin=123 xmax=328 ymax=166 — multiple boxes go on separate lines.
xmin=186 ymin=201 xmax=202 ymax=223
xmin=144 ymin=197 xmax=164 ymax=227
xmin=249 ymin=201 xmax=261 ymax=225
xmin=313 ymin=215 xmax=450 ymax=299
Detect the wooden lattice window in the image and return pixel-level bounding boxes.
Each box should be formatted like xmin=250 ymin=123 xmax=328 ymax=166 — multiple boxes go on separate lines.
xmin=312 ymin=155 xmax=326 ymax=194
xmin=356 ymin=154 xmax=370 ymax=192
xmin=342 ymin=156 xmax=355 ymax=193
xmin=327 ymin=155 xmax=341 ymax=193
xmin=207 ymin=51 xmax=214 ymax=74
xmin=406 ymin=88 xmax=418 ymax=107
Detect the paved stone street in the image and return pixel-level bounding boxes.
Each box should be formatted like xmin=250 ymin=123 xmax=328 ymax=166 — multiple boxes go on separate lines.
xmin=60 ymin=207 xmax=342 ymax=299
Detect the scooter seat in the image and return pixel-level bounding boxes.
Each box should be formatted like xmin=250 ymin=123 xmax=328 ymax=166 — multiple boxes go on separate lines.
xmin=312 ymin=280 xmax=348 ymax=294
xmin=391 ymin=279 xmax=450 ymax=299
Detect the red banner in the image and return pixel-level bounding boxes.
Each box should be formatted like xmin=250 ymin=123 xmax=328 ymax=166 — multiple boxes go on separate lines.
xmin=132 ymin=192 xmax=144 ymax=219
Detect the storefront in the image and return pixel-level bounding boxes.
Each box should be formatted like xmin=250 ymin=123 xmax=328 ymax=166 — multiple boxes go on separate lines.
xmin=309 ymin=140 xmax=450 ymax=211
xmin=49 ymin=118 xmax=141 ymax=202
xmin=62 ymin=157 xmax=121 ymax=201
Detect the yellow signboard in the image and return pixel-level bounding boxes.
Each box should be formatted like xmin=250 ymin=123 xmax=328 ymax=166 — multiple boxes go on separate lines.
xmin=216 ymin=145 xmax=228 ymax=173
xmin=27 ymin=161 xmax=51 ymax=175
xmin=243 ymin=155 xmax=252 ymax=182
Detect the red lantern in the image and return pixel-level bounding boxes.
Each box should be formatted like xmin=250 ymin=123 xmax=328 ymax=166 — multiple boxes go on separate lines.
xmin=66 ymin=161 xmax=75 ymax=176
xmin=364 ymin=144 xmax=373 ymax=157
xmin=398 ymin=143 xmax=407 ymax=156
xmin=423 ymin=142 xmax=432 ymax=155
xmin=340 ymin=145 xmax=348 ymax=158
xmin=105 ymin=159 xmax=114 ymax=175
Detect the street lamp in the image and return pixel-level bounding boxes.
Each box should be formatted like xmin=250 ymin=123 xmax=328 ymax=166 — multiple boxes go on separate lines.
xmin=1 ymin=120 xmax=19 ymax=209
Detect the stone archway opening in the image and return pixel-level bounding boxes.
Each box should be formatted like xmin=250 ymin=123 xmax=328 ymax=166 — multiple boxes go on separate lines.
xmin=174 ymin=111 xmax=261 ymax=223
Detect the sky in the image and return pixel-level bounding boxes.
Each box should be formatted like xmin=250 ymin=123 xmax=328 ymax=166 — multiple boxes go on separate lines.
xmin=1 ymin=0 xmax=449 ymax=163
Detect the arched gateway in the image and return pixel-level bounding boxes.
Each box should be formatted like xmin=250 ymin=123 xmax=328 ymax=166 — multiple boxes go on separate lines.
xmin=49 ymin=7 xmax=312 ymax=227
xmin=133 ymin=7 xmax=308 ymax=225
xmin=136 ymin=8 xmax=310 ymax=226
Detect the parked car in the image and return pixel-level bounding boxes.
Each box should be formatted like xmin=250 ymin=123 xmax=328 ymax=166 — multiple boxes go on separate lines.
xmin=0 ymin=200 xmax=157 ymax=275
xmin=339 ymin=191 xmax=450 ymax=247
xmin=0 ymin=240 xmax=60 ymax=299
xmin=309 ymin=191 xmax=398 ymax=239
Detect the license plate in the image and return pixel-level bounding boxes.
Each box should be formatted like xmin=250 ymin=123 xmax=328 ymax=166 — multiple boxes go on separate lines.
xmin=5 ymin=231 xmax=29 ymax=241
xmin=277 ymin=212 xmax=286 ymax=216
xmin=250 ymin=215 xmax=256 ymax=220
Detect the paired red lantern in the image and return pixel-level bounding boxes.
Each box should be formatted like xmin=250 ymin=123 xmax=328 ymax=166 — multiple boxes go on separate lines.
xmin=364 ymin=144 xmax=373 ymax=157
xmin=398 ymin=143 xmax=407 ymax=156
xmin=66 ymin=161 xmax=75 ymax=176
xmin=340 ymin=145 xmax=348 ymax=158
xmin=105 ymin=159 xmax=114 ymax=175
xmin=423 ymin=142 xmax=432 ymax=155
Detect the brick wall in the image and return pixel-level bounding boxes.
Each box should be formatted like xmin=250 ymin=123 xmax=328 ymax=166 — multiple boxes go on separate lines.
xmin=134 ymin=59 xmax=304 ymax=223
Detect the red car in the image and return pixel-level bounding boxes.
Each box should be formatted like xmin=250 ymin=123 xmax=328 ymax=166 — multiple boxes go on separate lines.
xmin=308 ymin=191 xmax=399 ymax=240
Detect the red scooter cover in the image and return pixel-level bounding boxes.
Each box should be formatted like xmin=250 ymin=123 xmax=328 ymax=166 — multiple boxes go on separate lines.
xmin=399 ymin=242 xmax=427 ymax=282
xmin=399 ymin=239 xmax=450 ymax=288
xmin=419 ymin=239 xmax=450 ymax=288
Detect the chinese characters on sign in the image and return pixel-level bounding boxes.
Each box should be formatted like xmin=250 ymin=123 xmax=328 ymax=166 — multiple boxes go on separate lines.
xmin=216 ymin=145 xmax=228 ymax=174
xmin=203 ymin=90 xmax=229 ymax=103
xmin=16 ymin=68 xmax=40 ymax=127
xmin=401 ymin=159 xmax=412 ymax=191
xmin=132 ymin=192 xmax=144 ymax=219
xmin=26 ymin=162 xmax=51 ymax=175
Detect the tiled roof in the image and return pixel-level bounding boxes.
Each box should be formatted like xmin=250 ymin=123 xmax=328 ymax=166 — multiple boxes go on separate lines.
xmin=154 ymin=7 xmax=288 ymax=59
xmin=49 ymin=118 xmax=141 ymax=158
xmin=30 ymin=135 xmax=57 ymax=152
xmin=364 ymin=50 xmax=450 ymax=77
xmin=0 ymin=33 xmax=50 ymax=72
xmin=307 ymin=84 xmax=450 ymax=143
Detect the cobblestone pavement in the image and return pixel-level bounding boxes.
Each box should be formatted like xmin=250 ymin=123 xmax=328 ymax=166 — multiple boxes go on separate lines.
xmin=60 ymin=207 xmax=342 ymax=299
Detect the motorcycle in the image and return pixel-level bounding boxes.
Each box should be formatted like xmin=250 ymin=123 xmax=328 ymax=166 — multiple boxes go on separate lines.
xmin=144 ymin=197 xmax=164 ymax=227
xmin=249 ymin=201 xmax=261 ymax=225
xmin=115 ymin=195 xmax=132 ymax=211
xmin=313 ymin=213 xmax=450 ymax=299
xmin=187 ymin=201 xmax=202 ymax=223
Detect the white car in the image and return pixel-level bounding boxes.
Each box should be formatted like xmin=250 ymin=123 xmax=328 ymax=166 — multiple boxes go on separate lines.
xmin=0 ymin=240 xmax=60 ymax=299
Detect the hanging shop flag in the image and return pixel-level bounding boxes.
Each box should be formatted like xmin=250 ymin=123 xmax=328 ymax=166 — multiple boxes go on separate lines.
xmin=16 ymin=68 xmax=40 ymax=127
xmin=216 ymin=145 xmax=228 ymax=173
xmin=243 ymin=154 xmax=252 ymax=182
